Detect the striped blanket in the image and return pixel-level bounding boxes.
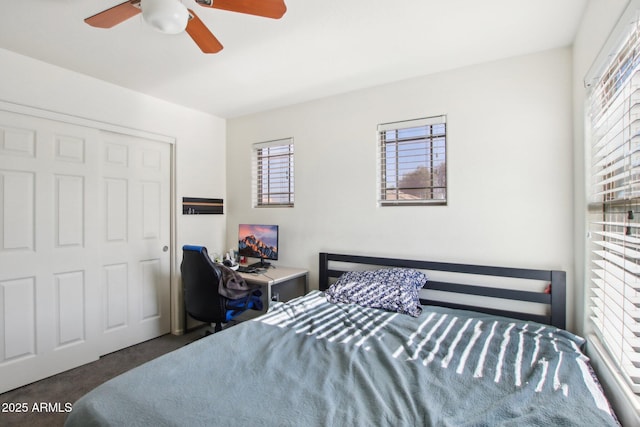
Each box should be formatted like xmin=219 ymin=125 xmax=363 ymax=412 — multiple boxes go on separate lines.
xmin=258 ymin=291 xmax=616 ymax=425
xmin=65 ymin=291 xmax=618 ymax=426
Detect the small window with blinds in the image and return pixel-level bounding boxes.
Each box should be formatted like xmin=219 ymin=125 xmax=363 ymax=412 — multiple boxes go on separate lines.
xmin=252 ymin=138 xmax=294 ymax=207
xmin=378 ymin=116 xmax=447 ymax=206
xmin=587 ymin=14 xmax=640 ymax=394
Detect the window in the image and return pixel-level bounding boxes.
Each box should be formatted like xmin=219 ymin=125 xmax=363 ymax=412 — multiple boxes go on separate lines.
xmin=252 ymin=138 xmax=294 ymax=207
xmin=586 ymin=14 xmax=640 ymax=393
xmin=378 ymin=116 xmax=447 ymax=206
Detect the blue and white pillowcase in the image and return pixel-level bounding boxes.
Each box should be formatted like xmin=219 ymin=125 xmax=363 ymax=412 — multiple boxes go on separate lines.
xmin=325 ymin=268 xmax=427 ymax=317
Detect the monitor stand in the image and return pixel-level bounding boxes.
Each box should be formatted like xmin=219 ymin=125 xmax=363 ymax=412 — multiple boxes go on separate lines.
xmin=248 ymin=258 xmax=271 ymax=269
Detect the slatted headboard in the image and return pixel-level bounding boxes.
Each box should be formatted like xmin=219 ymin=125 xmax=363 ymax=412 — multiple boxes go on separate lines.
xmin=319 ymin=253 xmax=567 ymax=329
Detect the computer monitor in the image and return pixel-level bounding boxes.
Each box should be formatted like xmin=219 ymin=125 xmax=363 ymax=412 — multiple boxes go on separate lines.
xmin=238 ymin=224 xmax=279 ymax=268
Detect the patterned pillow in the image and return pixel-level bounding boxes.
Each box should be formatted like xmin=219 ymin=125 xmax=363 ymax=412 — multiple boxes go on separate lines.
xmin=325 ymin=268 xmax=427 ymax=317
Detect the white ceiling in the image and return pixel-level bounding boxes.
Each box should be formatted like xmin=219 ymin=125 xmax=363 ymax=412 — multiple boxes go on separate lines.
xmin=0 ymin=0 xmax=588 ymax=118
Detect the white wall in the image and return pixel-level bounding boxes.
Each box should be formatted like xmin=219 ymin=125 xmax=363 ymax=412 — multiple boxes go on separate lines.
xmin=0 ymin=48 xmax=227 ymax=333
xmin=227 ymin=48 xmax=575 ymax=328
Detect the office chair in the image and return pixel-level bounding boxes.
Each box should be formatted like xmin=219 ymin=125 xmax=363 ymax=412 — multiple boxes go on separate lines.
xmin=181 ymin=245 xmax=261 ymax=333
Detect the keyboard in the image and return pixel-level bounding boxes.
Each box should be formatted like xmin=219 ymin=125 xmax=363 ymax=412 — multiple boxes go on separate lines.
xmin=237 ymin=266 xmax=257 ymax=273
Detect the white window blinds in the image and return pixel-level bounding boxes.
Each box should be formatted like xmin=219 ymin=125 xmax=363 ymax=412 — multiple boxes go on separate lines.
xmin=252 ymin=138 xmax=294 ymax=207
xmin=378 ymin=116 xmax=447 ymax=206
xmin=587 ymin=12 xmax=640 ymax=393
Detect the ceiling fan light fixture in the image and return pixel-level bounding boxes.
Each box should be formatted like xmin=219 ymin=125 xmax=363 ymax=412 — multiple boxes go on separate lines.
xmin=141 ymin=0 xmax=189 ymax=35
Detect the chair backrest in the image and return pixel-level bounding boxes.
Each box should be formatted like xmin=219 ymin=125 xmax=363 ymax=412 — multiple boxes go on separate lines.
xmin=181 ymin=245 xmax=226 ymax=324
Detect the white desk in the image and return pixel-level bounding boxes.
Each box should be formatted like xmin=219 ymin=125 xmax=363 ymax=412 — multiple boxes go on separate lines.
xmin=238 ymin=266 xmax=308 ymax=310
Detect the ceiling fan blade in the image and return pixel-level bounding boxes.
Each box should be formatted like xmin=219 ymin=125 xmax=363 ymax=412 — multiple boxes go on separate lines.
xmin=85 ymin=0 xmax=141 ymax=29
xmin=186 ymin=10 xmax=224 ymax=54
xmin=196 ymin=0 xmax=287 ymax=19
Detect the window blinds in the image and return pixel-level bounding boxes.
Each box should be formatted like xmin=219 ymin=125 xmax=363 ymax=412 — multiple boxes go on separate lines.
xmin=252 ymin=138 xmax=294 ymax=207
xmin=588 ymin=13 xmax=640 ymax=393
xmin=377 ymin=115 xmax=447 ymax=206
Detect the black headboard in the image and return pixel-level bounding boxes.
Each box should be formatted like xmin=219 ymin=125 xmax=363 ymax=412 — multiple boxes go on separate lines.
xmin=319 ymin=253 xmax=566 ymax=329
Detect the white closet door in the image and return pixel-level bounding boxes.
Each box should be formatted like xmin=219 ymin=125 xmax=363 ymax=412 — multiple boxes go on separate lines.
xmin=0 ymin=111 xmax=102 ymax=393
xmin=0 ymin=111 xmax=171 ymax=393
xmin=98 ymin=132 xmax=171 ymax=354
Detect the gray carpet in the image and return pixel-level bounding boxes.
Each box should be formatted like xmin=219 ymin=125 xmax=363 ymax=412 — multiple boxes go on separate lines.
xmin=0 ymin=327 xmax=206 ymax=427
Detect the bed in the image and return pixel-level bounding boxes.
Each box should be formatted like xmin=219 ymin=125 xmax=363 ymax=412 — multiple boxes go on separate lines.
xmin=64 ymin=252 xmax=619 ymax=426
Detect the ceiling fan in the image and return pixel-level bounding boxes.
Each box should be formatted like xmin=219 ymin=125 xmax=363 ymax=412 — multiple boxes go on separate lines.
xmin=84 ymin=0 xmax=287 ymax=54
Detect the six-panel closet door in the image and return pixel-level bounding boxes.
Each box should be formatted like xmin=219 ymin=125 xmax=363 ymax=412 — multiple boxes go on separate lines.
xmin=0 ymin=110 xmax=171 ymax=393
xmin=98 ymin=131 xmax=171 ymax=355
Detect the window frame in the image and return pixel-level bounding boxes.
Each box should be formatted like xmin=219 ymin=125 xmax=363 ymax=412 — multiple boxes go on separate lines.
xmin=585 ymin=5 xmax=640 ymax=395
xmin=377 ymin=115 xmax=447 ymax=206
xmin=252 ymin=138 xmax=294 ymax=208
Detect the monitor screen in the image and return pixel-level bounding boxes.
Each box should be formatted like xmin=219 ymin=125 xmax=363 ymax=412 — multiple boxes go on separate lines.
xmin=238 ymin=224 xmax=279 ymax=264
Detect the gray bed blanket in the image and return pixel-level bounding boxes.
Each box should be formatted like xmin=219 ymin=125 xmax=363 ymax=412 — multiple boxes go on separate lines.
xmin=65 ymin=291 xmax=618 ymax=426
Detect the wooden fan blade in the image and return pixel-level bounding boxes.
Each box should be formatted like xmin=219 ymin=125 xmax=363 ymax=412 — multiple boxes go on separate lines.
xmin=85 ymin=0 xmax=141 ymax=29
xmin=186 ymin=10 xmax=224 ymax=54
xmin=196 ymin=0 xmax=287 ymax=19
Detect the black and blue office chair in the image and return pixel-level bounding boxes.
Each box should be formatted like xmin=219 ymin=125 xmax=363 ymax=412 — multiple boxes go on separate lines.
xmin=181 ymin=245 xmax=261 ymax=333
